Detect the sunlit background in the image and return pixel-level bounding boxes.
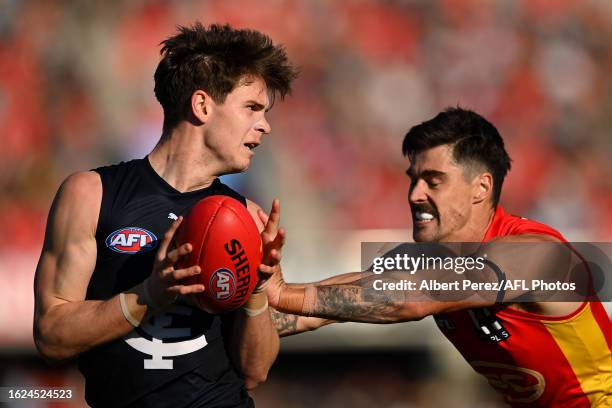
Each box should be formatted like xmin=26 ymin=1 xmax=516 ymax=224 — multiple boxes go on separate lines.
xmin=1 ymin=0 xmax=611 ymax=406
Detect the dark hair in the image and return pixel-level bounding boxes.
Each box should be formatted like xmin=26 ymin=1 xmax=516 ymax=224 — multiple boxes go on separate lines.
xmin=154 ymin=22 xmax=298 ymax=132
xmin=402 ymin=107 xmax=512 ymax=207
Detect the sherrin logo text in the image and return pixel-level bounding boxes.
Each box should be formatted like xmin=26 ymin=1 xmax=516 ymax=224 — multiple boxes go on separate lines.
xmin=105 ymin=227 xmax=158 ymax=254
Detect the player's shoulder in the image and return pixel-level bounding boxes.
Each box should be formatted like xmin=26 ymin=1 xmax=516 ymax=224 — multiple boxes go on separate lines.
xmin=492 ymin=206 xmax=566 ymax=242
xmin=50 ymin=172 xmax=102 ymax=235
xmin=59 ymin=171 xmax=101 ymax=200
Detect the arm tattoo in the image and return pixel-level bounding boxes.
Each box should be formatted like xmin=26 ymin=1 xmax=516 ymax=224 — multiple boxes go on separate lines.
xmin=314 ymin=276 xmax=407 ymax=323
xmin=269 ymin=308 xmax=300 ymax=336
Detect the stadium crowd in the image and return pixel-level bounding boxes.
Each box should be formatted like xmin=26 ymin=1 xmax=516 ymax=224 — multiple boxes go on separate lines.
xmin=1 ymin=1 xmax=610 ymax=407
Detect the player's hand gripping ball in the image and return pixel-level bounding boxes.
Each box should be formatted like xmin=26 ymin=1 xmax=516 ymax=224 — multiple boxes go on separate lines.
xmin=175 ymin=196 xmax=262 ymax=314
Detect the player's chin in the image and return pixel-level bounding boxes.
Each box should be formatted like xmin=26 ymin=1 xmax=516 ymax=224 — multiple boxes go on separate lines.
xmin=228 ymin=157 xmax=252 ymax=173
xmin=238 ymin=159 xmax=252 ymax=172
xmin=412 ymin=225 xmax=438 ymax=243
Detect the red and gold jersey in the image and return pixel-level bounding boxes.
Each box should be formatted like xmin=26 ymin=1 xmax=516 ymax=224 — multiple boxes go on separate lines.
xmin=435 ymin=206 xmax=612 ymax=407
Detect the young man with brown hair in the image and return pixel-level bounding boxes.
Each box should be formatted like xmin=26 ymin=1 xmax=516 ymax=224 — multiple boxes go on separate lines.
xmin=34 ymin=23 xmax=295 ymax=407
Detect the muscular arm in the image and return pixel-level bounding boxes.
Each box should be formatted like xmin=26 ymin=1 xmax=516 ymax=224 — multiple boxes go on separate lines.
xmin=271 ymin=235 xmax=582 ymax=323
xmin=311 ymin=272 xmax=470 ymax=322
xmin=268 ymin=273 xmax=363 ymax=336
xmin=34 ymin=172 xmax=203 ymax=361
xmin=306 ymin=273 xmax=422 ymax=323
xmin=229 ymin=307 xmax=278 ymax=389
xmin=33 ymin=172 xmax=140 ymax=359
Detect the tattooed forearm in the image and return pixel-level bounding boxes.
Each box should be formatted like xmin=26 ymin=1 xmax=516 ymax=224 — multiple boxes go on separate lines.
xmin=314 ymin=276 xmax=409 ymax=323
xmin=269 ymin=308 xmax=300 ymax=336
xmin=269 ymin=308 xmax=335 ymax=336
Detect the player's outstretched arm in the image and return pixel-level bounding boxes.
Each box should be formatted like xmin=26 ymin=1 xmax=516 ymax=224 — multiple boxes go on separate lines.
xmin=269 ymin=272 xmax=420 ymax=323
xmin=268 ymin=270 xmax=497 ymax=323
xmin=267 ymin=235 xmax=581 ymax=323
xmin=33 ymin=172 xmax=203 ymax=361
xmin=266 ymin=273 xmax=365 ymax=336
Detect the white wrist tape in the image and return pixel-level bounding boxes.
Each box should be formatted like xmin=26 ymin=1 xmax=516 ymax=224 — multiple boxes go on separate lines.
xmin=119 ymin=292 xmax=141 ymax=327
xmin=302 ymin=285 xmax=317 ymax=316
xmin=242 ymin=297 xmax=269 ymax=317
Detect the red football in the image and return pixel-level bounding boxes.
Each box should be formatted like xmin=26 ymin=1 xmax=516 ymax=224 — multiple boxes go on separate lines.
xmin=175 ymin=195 xmax=262 ymax=314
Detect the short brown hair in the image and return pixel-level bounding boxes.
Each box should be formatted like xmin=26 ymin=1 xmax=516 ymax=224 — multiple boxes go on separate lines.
xmin=154 ymin=22 xmax=298 ymax=132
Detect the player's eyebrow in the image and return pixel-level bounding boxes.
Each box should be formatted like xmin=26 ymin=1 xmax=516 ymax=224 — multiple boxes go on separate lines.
xmin=406 ymin=168 xmax=447 ymax=179
xmin=245 ymin=100 xmax=268 ymax=112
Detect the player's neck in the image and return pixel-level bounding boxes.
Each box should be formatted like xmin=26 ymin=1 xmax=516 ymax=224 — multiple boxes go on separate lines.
xmin=148 ymin=125 xmax=219 ymax=193
xmin=466 ymin=204 xmax=496 ymax=241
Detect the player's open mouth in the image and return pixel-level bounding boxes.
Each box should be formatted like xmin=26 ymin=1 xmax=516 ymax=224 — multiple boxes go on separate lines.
xmin=244 ymin=143 xmax=259 ymax=150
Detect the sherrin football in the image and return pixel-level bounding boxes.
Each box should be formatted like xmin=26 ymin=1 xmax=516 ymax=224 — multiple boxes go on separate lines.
xmin=175 ymin=195 xmax=262 ymax=314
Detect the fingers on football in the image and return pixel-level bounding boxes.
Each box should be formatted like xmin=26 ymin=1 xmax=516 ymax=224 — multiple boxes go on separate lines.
xmin=168 ymin=265 xmax=201 ymax=281
xmin=157 ymin=216 xmax=183 ymax=261
xmin=168 ymin=283 xmax=206 ymax=296
xmin=165 ymin=242 xmax=192 ymax=266
xmin=259 ymin=264 xmax=276 ymax=274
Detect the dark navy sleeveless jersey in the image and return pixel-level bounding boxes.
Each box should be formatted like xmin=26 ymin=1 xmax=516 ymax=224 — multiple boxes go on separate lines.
xmin=78 ymin=157 xmax=254 ymax=408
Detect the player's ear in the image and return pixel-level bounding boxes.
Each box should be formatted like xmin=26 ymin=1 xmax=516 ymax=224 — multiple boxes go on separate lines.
xmin=191 ymin=90 xmax=213 ymax=124
xmin=473 ymin=172 xmax=492 ymax=204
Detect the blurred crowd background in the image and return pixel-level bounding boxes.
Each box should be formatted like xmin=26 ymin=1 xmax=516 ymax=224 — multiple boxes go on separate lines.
xmin=1 ymin=0 xmax=611 ymax=406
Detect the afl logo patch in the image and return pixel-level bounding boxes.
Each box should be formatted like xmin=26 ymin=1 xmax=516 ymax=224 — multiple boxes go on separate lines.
xmin=105 ymin=227 xmax=158 ymax=254
xmin=209 ymin=269 xmax=236 ymax=301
